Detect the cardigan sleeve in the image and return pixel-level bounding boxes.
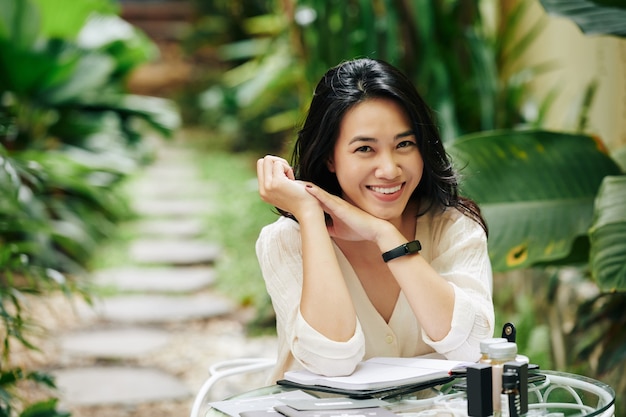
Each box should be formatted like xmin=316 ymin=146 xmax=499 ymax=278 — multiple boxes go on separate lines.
xmin=420 ymin=210 xmax=495 ymax=361
xmin=255 ymin=217 xmax=365 ymax=378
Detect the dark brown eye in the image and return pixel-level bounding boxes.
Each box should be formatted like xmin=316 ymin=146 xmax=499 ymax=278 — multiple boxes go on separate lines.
xmin=397 ymin=140 xmax=416 ymax=149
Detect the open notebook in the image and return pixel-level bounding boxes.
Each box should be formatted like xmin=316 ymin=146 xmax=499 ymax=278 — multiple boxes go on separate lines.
xmin=278 ymin=356 xmax=469 ymax=396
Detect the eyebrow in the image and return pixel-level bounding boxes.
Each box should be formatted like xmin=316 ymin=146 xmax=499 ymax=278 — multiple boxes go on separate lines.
xmin=348 ymin=130 xmax=416 ymax=144
xmin=396 ymin=130 xmax=416 ymax=139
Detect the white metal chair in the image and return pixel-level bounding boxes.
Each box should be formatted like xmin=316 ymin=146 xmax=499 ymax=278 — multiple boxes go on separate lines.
xmin=190 ymin=357 xmax=276 ymax=417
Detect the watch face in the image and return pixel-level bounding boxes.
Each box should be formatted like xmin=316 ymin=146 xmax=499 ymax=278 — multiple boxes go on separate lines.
xmin=406 ymin=240 xmax=421 ymax=253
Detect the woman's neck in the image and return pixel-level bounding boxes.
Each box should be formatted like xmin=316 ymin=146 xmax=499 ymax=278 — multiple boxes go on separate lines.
xmin=394 ymin=199 xmax=419 ymax=240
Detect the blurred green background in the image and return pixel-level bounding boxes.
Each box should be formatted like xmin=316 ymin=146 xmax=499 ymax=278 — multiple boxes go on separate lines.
xmin=1 ymin=0 xmax=625 ymax=415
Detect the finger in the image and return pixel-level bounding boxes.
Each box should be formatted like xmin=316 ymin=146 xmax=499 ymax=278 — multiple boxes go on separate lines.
xmin=256 ymin=157 xmax=272 ymax=192
xmin=260 ymin=156 xmax=293 ymax=182
xmin=258 ymin=156 xmax=285 ymax=199
xmin=256 ymin=158 xmax=266 ymax=182
xmin=285 ymin=163 xmax=295 ymax=180
xmin=272 ymin=157 xmax=294 ymax=180
xmin=272 ymin=158 xmax=291 ymax=183
xmin=263 ymin=157 xmax=276 ymax=189
xmin=256 ymin=158 xmax=267 ymax=191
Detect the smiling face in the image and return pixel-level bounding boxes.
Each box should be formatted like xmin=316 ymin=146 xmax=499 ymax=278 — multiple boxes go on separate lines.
xmin=327 ymin=98 xmax=424 ymax=225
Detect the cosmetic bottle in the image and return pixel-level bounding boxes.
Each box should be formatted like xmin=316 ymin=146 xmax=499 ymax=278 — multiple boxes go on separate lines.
xmin=504 ymin=362 xmax=528 ymax=415
xmin=489 ymin=342 xmax=517 ymax=413
xmin=479 ymin=338 xmax=507 ymax=364
xmin=500 ymin=371 xmax=521 ymax=417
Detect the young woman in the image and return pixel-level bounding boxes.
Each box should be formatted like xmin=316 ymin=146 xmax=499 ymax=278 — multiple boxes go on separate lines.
xmin=256 ymin=58 xmax=494 ymax=383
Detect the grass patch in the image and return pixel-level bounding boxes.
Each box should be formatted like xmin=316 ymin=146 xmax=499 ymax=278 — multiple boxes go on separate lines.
xmin=185 ymin=129 xmax=282 ymax=332
xmin=195 ymin=151 xmax=278 ymax=311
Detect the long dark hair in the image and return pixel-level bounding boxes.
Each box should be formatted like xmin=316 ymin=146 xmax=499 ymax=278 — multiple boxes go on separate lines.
xmin=286 ymin=58 xmax=486 ymax=234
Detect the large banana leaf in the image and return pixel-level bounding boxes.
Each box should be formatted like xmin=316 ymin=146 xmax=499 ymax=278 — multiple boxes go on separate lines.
xmin=539 ymin=0 xmax=626 ymax=37
xmin=0 ymin=0 xmax=40 ymax=48
xmin=39 ymin=51 xmax=115 ymax=104
xmin=78 ymin=94 xmax=181 ymax=139
xmin=448 ymin=130 xmax=622 ymax=272
xmin=77 ymin=14 xmax=158 ymax=80
xmin=589 ymin=175 xmax=626 ymax=291
xmin=32 ymin=0 xmax=117 ymax=40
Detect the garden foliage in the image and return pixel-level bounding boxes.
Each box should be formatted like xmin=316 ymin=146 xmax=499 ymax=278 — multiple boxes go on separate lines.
xmin=0 ymin=0 xmax=180 ymax=414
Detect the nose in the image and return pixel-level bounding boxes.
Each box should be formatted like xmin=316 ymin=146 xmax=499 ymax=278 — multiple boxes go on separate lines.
xmin=375 ymin=152 xmax=401 ymax=179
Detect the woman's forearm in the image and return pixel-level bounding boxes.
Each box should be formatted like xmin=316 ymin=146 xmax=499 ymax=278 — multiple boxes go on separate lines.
xmin=375 ymin=227 xmax=455 ymax=341
xmin=387 ymin=254 xmax=455 ymax=340
xmin=298 ymin=210 xmax=358 ymax=342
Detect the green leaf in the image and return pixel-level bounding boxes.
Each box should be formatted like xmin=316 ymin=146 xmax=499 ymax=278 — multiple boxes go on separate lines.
xmin=0 ymin=39 xmax=114 ymax=104
xmin=31 ymin=0 xmax=118 ymax=40
xmin=24 ymin=371 xmax=57 ymax=388
xmin=39 ymin=52 xmax=115 ymax=104
xmin=0 ymin=147 xmax=22 ymax=192
xmin=243 ymin=13 xmax=286 ymax=36
xmin=449 ymin=130 xmax=622 ymax=271
xmin=0 ymin=0 xmax=41 ymax=48
xmin=0 ymin=42 xmax=59 ymax=95
xmin=97 ymin=94 xmax=181 ymax=137
xmin=218 ymin=38 xmax=273 ymax=61
xmin=77 ymin=14 xmax=158 ymax=77
xmin=589 ymin=175 xmax=626 ymax=291
xmin=572 ymin=291 xmax=626 ymax=374
xmin=19 ymin=399 xmax=70 ymax=417
xmin=539 ymin=0 xmax=626 ymax=37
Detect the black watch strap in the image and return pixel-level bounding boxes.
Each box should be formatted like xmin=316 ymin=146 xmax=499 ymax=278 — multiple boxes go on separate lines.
xmin=382 ymin=240 xmax=422 ymax=263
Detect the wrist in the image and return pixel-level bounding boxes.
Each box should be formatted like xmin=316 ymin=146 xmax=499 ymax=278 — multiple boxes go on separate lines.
xmin=382 ymin=240 xmax=422 ymax=263
xmin=294 ymin=204 xmax=326 ymax=224
xmin=373 ymin=221 xmax=405 ymax=250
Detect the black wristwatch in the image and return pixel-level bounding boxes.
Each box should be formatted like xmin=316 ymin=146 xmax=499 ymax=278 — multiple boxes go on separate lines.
xmin=382 ymin=240 xmax=422 ymax=263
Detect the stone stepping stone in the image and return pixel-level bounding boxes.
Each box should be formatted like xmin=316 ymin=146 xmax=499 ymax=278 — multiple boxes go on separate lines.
xmin=81 ymin=293 xmax=235 ymax=324
xmin=60 ymin=327 xmax=170 ymax=359
xmin=132 ymin=199 xmax=213 ymax=217
xmin=151 ymin=144 xmax=195 ymax=161
xmin=142 ymin=164 xmax=198 ymax=180
xmin=127 ymin=179 xmax=217 ymax=200
xmin=53 ymin=366 xmax=190 ymax=406
xmin=134 ymin=218 xmax=205 ymax=238
xmin=129 ymin=239 xmax=221 ymax=266
xmin=148 ymin=153 xmax=196 ymax=166
xmin=93 ymin=266 xmax=215 ymax=293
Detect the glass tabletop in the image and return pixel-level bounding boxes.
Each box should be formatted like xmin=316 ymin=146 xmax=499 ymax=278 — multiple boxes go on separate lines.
xmin=389 ymin=371 xmax=615 ymax=417
xmin=204 ymin=370 xmax=615 ymax=417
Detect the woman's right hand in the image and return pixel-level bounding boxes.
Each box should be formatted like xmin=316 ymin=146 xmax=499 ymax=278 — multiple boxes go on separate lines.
xmin=256 ymin=155 xmax=321 ymax=218
xmin=304 ymin=183 xmax=392 ymax=244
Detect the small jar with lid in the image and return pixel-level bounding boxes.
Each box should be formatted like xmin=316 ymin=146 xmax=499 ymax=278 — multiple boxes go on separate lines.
xmin=489 ymin=342 xmax=518 ymax=413
xmin=479 ymin=337 xmax=507 ymax=364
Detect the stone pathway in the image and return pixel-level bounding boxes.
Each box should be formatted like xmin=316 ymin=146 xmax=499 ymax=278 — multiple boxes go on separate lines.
xmin=36 ymin=136 xmax=277 ymax=417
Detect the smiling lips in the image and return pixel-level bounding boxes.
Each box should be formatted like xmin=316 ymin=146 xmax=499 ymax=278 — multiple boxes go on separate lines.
xmin=368 ymin=184 xmax=403 ymax=195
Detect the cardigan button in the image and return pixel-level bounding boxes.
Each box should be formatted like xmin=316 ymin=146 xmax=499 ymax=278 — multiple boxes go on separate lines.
xmin=385 ymin=334 xmax=394 ymax=344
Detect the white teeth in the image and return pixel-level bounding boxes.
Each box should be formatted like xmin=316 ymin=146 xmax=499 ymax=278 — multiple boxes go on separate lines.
xmin=370 ymin=185 xmax=402 ymax=194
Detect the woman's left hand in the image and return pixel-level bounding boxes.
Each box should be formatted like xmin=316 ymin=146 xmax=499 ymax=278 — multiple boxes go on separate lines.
xmin=305 ymin=184 xmax=388 ymax=243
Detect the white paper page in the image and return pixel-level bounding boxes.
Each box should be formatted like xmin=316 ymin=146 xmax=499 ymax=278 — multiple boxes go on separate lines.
xmin=366 ymin=357 xmax=469 ymax=371
xmin=284 ymin=356 xmax=470 ymax=390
